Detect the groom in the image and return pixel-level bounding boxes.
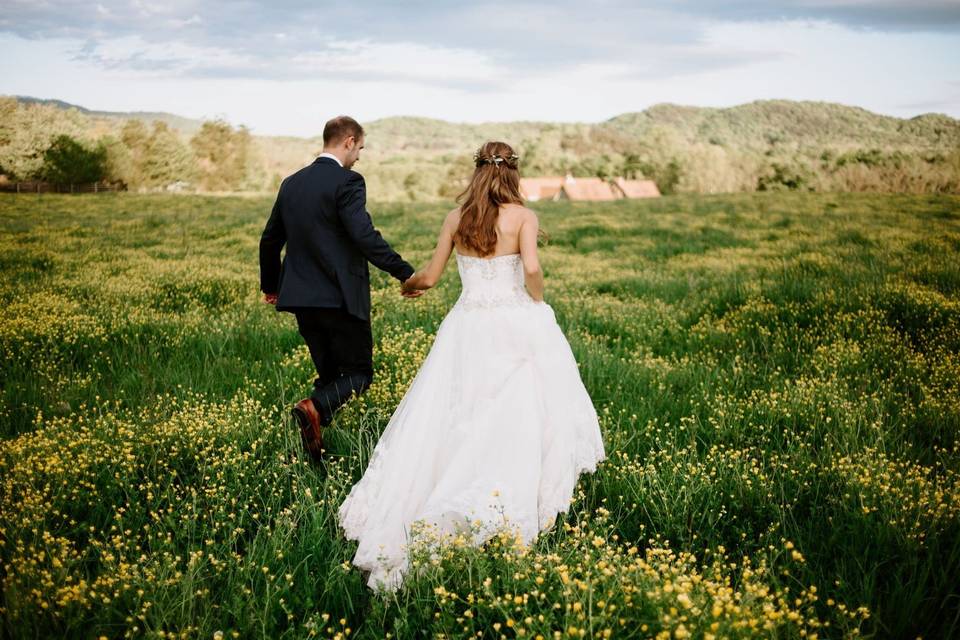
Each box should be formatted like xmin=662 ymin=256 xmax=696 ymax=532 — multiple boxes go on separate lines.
xmin=259 ymin=115 xmax=420 ymax=462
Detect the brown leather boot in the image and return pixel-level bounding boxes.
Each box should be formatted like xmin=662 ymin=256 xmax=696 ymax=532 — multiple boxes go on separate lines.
xmin=291 ymin=398 xmax=324 ymax=462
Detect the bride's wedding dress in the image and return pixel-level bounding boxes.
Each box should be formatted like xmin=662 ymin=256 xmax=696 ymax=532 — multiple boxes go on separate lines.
xmin=337 ymin=251 xmax=606 ymax=592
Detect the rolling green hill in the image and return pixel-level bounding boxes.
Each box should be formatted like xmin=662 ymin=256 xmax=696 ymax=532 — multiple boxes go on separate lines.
xmin=603 ymin=100 xmax=960 ymax=151
xmin=13 ymin=95 xmax=207 ymax=135
xmin=5 ymin=95 xmax=959 ymax=198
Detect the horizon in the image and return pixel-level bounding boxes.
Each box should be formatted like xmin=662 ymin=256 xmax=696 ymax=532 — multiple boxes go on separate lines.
xmin=1 ymin=1 xmax=959 ymax=136
xmin=9 ymin=94 xmax=956 ymax=139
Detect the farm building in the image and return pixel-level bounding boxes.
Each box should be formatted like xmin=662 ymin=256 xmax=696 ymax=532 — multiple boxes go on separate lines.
xmin=612 ymin=177 xmax=660 ymax=198
xmin=518 ymin=177 xmax=565 ymax=201
xmin=520 ymin=174 xmax=659 ymax=202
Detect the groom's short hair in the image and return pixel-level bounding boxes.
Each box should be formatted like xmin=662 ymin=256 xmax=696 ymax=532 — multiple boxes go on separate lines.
xmin=323 ymin=116 xmax=364 ymax=146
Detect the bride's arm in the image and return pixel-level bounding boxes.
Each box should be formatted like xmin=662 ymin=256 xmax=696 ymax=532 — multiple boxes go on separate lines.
xmin=519 ymin=209 xmax=544 ymax=302
xmin=402 ymin=208 xmax=458 ymax=292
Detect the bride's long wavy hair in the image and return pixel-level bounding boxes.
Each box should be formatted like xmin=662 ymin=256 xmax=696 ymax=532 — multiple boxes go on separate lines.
xmin=453 ymin=141 xmax=524 ymax=256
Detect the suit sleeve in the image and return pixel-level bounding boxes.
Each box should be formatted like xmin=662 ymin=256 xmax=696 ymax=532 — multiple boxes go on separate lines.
xmin=259 ymin=187 xmax=286 ymax=294
xmin=336 ymin=172 xmax=415 ymax=282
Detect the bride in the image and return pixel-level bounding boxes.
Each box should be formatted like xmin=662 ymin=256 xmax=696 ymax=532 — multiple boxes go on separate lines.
xmin=336 ymin=140 xmax=606 ymax=592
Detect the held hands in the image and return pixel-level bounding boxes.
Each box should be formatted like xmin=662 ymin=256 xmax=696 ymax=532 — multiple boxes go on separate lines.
xmin=400 ymin=275 xmax=424 ymax=299
xmin=263 ymin=293 xmax=278 ymax=305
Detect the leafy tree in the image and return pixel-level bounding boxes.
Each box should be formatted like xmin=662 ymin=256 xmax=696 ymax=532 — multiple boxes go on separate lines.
xmin=0 ymin=97 xmax=87 ymax=179
xmin=98 ymin=135 xmax=134 ymax=187
xmin=39 ymin=134 xmax=107 ymax=184
xmin=570 ymin=155 xmax=616 ymax=179
xmin=621 ymin=153 xmax=643 ymax=180
xmin=0 ymin=97 xmax=14 ymax=173
xmin=121 ymin=119 xmax=150 ymax=151
xmin=437 ymin=154 xmax=474 ymax=200
xmin=639 ymin=158 xmax=681 ymax=195
xmin=757 ymin=162 xmax=811 ymax=191
xmin=119 ymin=120 xmax=150 ymax=187
xmin=518 ymin=141 xmax=546 ymax=176
xmin=190 ymin=119 xmax=251 ymax=191
xmin=142 ymin=121 xmax=196 ymax=189
xmin=403 ymin=171 xmax=426 ymax=202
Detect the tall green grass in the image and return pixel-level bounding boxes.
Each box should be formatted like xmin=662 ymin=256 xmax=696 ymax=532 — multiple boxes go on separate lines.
xmin=1 ymin=192 xmax=958 ymax=639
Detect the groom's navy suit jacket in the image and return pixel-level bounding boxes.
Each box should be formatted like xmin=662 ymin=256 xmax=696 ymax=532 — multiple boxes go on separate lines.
xmin=259 ymin=156 xmax=415 ymax=322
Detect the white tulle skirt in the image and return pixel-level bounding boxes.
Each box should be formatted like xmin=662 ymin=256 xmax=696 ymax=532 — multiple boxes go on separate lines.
xmin=336 ymin=299 xmax=606 ymax=592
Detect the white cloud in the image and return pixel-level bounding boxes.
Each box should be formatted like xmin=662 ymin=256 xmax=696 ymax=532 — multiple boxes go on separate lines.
xmin=289 ymin=40 xmax=504 ymax=85
xmin=0 ymin=11 xmax=957 ymax=136
xmin=167 ymin=14 xmax=202 ymax=28
xmin=70 ymin=34 xmax=261 ymax=75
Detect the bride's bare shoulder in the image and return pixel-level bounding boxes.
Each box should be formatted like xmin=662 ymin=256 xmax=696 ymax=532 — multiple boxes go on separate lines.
xmin=514 ymin=205 xmax=540 ymax=226
xmin=443 ymin=206 xmax=462 ymax=228
xmin=501 ymin=202 xmax=537 ymax=221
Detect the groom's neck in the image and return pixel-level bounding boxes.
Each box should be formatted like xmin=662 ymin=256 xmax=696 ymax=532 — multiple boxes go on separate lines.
xmin=322 ymin=148 xmax=348 ymax=166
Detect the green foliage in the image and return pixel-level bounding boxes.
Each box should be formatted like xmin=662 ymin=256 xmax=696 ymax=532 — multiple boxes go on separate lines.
xmin=0 ymin=96 xmax=89 ymax=180
xmin=2 ymin=95 xmax=960 ymax=198
xmin=38 ymin=134 xmax=107 ymax=184
xmin=639 ymin=158 xmax=682 ymax=194
xmin=570 ymin=154 xmax=617 ymax=179
xmin=402 ymin=171 xmax=425 ymax=202
xmin=98 ymin=134 xmax=134 ymax=187
xmin=756 ymin=161 xmax=812 ymax=192
xmin=436 ymin=154 xmax=473 ymax=200
xmin=141 ymin=121 xmax=196 ymax=189
xmin=113 ymin=119 xmax=151 ymax=188
xmin=190 ymin=119 xmax=253 ymax=191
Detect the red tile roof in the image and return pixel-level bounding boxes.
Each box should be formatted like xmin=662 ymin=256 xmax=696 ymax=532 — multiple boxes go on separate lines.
xmin=519 ymin=177 xmax=565 ymax=201
xmin=519 ymin=175 xmax=661 ymax=201
xmin=559 ymin=177 xmax=620 ymax=201
xmin=613 ymin=177 xmax=661 ymax=198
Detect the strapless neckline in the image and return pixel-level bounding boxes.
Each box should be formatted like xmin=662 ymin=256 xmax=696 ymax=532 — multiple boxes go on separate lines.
xmin=455 ymin=251 xmax=521 ymax=262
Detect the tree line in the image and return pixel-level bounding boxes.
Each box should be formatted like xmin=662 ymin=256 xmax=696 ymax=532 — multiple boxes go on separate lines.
xmin=3 ymin=96 xmax=959 ymax=198
xmin=0 ymin=97 xmax=261 ymax=191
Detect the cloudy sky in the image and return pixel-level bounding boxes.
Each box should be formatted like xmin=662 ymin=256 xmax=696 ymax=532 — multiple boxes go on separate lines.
xmin=1 ymin=1 xmax=958 ymax=136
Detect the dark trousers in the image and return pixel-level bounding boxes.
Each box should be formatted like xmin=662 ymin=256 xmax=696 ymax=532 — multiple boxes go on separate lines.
xmin=293 ymin=307 xmax=374 ymax=426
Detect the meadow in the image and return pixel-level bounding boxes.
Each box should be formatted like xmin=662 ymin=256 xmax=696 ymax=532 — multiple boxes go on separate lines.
xmin=0 ymin=191 xmax=958 ymax=639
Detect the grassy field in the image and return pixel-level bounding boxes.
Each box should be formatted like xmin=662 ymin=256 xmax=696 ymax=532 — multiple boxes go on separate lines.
xmin=0 ymin=191 xmax=958 ymax=639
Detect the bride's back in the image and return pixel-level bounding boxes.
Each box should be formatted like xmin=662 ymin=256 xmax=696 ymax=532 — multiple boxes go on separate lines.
xmin=403 ymin=141 xmax=544 ymax=302
xmin=453 ymin=203 xmax=529 ymax=258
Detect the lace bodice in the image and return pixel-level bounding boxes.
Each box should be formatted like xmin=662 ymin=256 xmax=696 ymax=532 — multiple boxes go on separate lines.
xmin=453 ymin=252 xmax=539 ymax=311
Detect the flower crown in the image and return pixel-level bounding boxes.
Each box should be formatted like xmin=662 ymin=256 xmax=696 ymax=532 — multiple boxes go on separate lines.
xmin=473 ymin=149 xmax=520 ymax=168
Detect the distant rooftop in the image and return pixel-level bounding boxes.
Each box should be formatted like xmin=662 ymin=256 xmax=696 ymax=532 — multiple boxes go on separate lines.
xmin=520 ymin=175 xmax=660 ymax=201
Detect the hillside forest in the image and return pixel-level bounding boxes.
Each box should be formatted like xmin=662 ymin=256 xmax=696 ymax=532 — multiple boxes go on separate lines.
xmin=2 ymin=96 xmax=958 ymax=200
